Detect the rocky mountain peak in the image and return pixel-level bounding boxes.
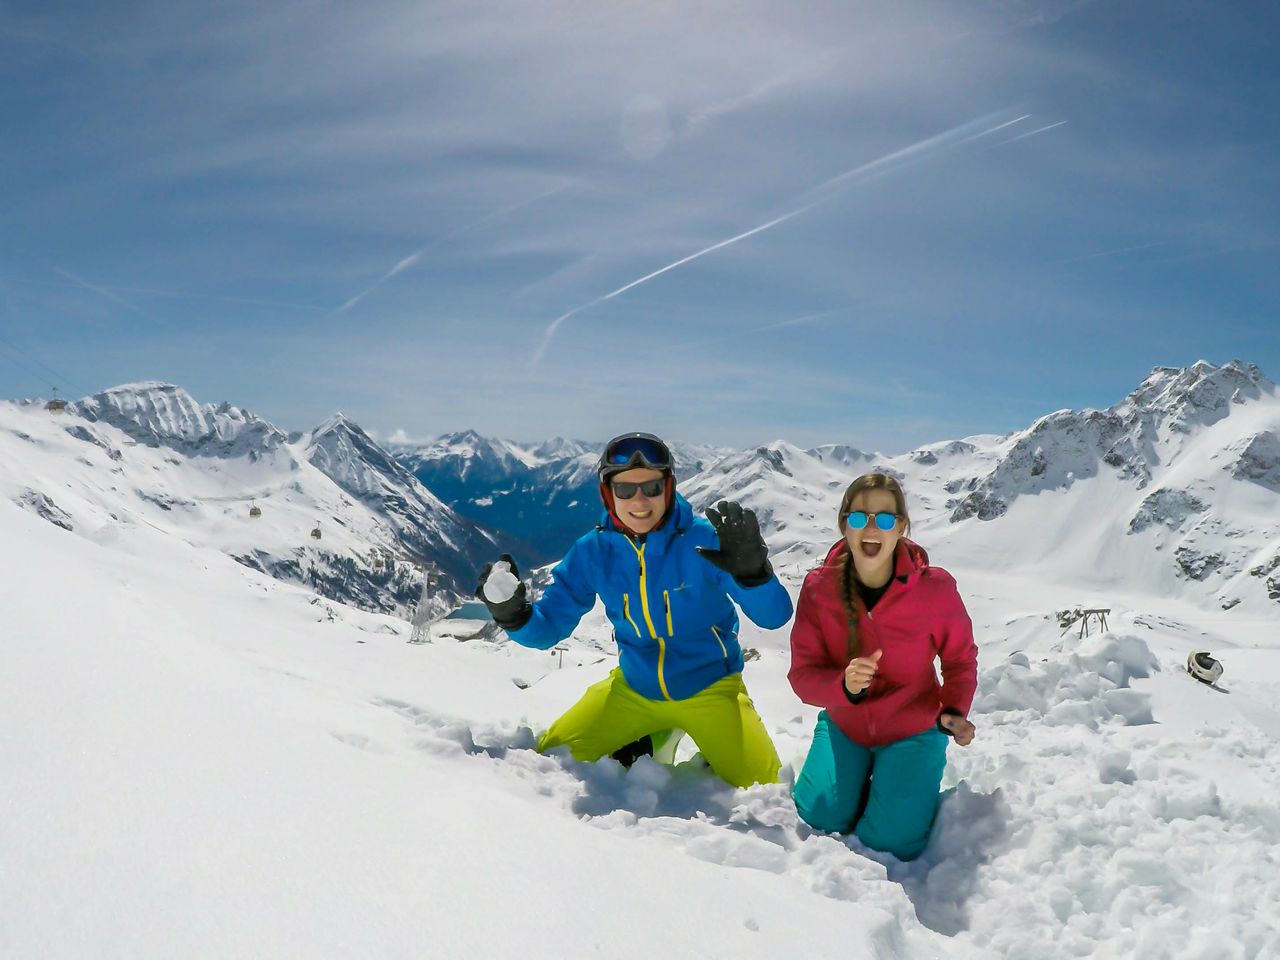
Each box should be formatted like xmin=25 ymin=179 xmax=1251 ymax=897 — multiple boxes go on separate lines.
xmin=311 ymin=412 xmax=365 ymax=440
xmin=75 ymin=382 xmax=287 ymax=458
xmin=306 ymin=414 xmax=415 ymax=498
xmin=1118 ymin=360 xmax=1273 ymax=434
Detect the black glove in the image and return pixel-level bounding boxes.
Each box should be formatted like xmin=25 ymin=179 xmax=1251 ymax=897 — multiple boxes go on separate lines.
xmin=475 ymin=554 xmax=532 ymax=631
xmin=696 ymin=501 xmax=773 ymax=588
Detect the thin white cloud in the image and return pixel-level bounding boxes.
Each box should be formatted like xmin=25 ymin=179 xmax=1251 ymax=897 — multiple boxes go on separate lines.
xmin=55 ymin=268 xmax=154 ymax=322
xmin=680 ymin=55 xmax=840 ymax=138
xmin=333 ymin=183 xmax=571 ymax=316
xmin=673 ymin=306 xmax=859 ymax=351
xmin=1137 ymin=240 xmax=1279 ymax=266
xmin=385 ymin=428 xmax=434 ymax=446
xmin=1052 ymin=240 xmax=1177 ymax=265
xmin=3 ymin=275 xmax=329 ymax=312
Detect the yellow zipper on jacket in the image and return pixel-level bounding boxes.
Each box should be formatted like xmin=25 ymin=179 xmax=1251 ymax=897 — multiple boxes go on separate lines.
xmin=625 ymin=538 xmax=671 ymax=700
xmin=663 ymin=590 xmax=673 ymax=636
xmin=622 ymin=594 xmax=642 ymax=639
xmin=710 ymin=624 xmax=728 ymax=659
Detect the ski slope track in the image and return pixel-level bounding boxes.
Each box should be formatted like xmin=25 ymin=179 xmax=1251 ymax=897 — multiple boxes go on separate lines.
xmin=3 ymin=361 xmax=1280 ymax=958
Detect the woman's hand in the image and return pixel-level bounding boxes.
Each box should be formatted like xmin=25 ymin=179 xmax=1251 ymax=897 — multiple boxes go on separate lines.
xmin=843 ymin=649 xmax=883 ymax=696
xmin=939 ymin=713 xmax=976 ymax=746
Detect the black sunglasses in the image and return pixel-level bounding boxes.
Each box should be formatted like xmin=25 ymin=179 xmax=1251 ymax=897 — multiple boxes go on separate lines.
xmin=611 ymin=478 xmax=666 ymax=500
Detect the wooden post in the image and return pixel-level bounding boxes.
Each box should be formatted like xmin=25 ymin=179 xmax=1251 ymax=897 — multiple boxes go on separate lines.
xmin=1079 ymin=608 xmax=1111 ymax=638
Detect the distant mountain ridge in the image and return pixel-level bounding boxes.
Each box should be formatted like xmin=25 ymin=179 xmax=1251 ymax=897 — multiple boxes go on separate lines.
xmin=677 ymin=359 xmax=1280 ymax=613
xmin=405 ymin=361 xmax=1279 ymax=615
xmin=393 ymin=431 xmax=729 ymax=564
xmin=75 ymin=381 xmax=288 ymax=459
xmin=1 ymin=383 xmax=496 ymax=618
xmin=7 ymin=360 xmax=1277 ymax=620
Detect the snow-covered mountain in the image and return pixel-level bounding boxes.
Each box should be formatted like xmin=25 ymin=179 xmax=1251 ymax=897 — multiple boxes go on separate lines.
xmin=301 ymin=415 xmax=499 ymax=594
xmin=682 ymin=360 xmax=1280 ymax=616
xmin=394 ymin=431 xmax=730 ymax=563
xmin=74 ymin=380 xmax=289 ymax=459
xmin=1 ymin=383 xmax=495 ymax=617
xmin=9 ymin=361 xmax=1277 ymax=625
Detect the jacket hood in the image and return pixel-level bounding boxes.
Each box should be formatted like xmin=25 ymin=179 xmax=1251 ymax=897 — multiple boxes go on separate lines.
xmin=815 ymin=536 xmax=930 ymax=583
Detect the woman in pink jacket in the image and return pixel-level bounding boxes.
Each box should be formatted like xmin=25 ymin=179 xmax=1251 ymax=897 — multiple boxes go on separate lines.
xmin=788 ymin=472 xmax=977 ymax=861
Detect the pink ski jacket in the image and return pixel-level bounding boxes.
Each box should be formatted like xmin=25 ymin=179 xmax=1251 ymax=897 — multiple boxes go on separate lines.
xmin=788 ymin=538 xmax=977 ymax=748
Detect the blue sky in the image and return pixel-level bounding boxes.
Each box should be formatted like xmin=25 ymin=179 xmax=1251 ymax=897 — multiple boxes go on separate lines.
xmin=2 ymin=0 xmax=1277 ymax=452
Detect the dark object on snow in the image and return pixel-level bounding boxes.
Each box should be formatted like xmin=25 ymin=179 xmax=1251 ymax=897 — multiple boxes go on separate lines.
xmin=1186 ymin=651 xmax=1223 ymax=685
xmin=611 ymin=735 xmax=654 ymax=767
xmin=1058 ymin=607 xmax=1110 ymax=638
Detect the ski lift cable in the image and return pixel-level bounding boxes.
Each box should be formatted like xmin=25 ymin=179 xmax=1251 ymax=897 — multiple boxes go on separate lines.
xmin=0 ymin=331 xmax=96 ymax=400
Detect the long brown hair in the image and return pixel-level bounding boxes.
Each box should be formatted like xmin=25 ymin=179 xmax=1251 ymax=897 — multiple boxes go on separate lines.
xmin=834 ymin=473 xmax=911 ymax=659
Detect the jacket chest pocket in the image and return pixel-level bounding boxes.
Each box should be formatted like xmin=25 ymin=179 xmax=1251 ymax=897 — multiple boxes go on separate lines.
xmin=667 ymin=586 xmax=732 ymax=661
xmin=661 ymin=582 xmax=706 ymax=639
xmin=621 ymin=593 xmax=644 ymax=639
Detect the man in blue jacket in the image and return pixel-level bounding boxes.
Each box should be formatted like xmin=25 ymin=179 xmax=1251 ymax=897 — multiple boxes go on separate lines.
xmin=476 ymin=432 xmax=792 ymax=787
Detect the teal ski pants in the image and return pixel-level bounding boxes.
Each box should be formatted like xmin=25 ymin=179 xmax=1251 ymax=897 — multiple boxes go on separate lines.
xmin=793 ymin=711 xmax=948 ymax=861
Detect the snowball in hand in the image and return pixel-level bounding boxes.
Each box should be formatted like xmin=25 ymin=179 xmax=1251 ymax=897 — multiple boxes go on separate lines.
xmin=482 ymin=560 xmax=520 ymax=603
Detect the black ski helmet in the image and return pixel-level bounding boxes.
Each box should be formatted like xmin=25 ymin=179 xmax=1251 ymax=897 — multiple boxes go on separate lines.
xmin=597 ymin=432 xmax=676 ymax=531
xmin=597 ymin=432 xmax=675 ymax=481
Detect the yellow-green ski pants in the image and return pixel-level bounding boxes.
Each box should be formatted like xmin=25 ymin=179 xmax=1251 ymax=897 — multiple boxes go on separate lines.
xmin=538 ymin=668 xmax=780 ymax=788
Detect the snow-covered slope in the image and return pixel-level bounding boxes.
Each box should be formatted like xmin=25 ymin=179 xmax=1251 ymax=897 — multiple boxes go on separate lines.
xmin=4 ymin=439 xmax=1278 ymax=958
xmin=0 ymin=485 xmax=955 ymax=960
xmin=1 ymin=384 xmax=494 ymax=615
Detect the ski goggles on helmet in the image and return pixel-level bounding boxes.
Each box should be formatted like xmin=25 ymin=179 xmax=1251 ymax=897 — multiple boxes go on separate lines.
xmin=611 ymin=478 xmax=666 ymax=500
xmin=599 ymin=433 xmax=673 ymax=476
xmin=843 ymin=510 xmax=899 ymax=531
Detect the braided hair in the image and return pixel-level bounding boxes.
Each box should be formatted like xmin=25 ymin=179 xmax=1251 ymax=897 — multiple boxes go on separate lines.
xmin=834 ymin=473 xmax=911 ymax=660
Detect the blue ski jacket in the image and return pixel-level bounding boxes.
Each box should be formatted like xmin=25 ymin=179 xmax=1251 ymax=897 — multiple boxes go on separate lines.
xmin=507 ymin=494 xmax=793 ymax=701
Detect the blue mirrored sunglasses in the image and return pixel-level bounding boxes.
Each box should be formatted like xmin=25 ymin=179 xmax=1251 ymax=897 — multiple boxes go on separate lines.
xmin=845 ymin=510 xmax=898 ymax=531
xmin=603 ymin=434 xmax=672 ymax=471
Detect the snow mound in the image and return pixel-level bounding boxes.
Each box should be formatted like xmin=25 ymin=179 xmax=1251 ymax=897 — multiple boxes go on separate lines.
xmin=977 ymin=633 xmax=1159 ymax=728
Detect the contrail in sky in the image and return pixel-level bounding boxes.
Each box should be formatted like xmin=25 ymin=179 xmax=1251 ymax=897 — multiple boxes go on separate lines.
xmin=1000 ymin=120 xmax=1068 ymax=145
xmin=673 ymin=306 xmax=858 ymax=351
xmin=49 ymin=270 xmax=325 ymax=318
xmin=1053 ymin=240 xmax=1176 ymax=265
xmin=532 ymin=113 xmax=1029 ymax=366
xmin=56 ymin=268 xmax=154 ymax=322
xmin=530 ymin=201 xmax=828 ymax=366
xmin=806 ymin=113 xmax=1029 ymax=197
xmin=333 ymin=183 xmax=570 ymax=316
